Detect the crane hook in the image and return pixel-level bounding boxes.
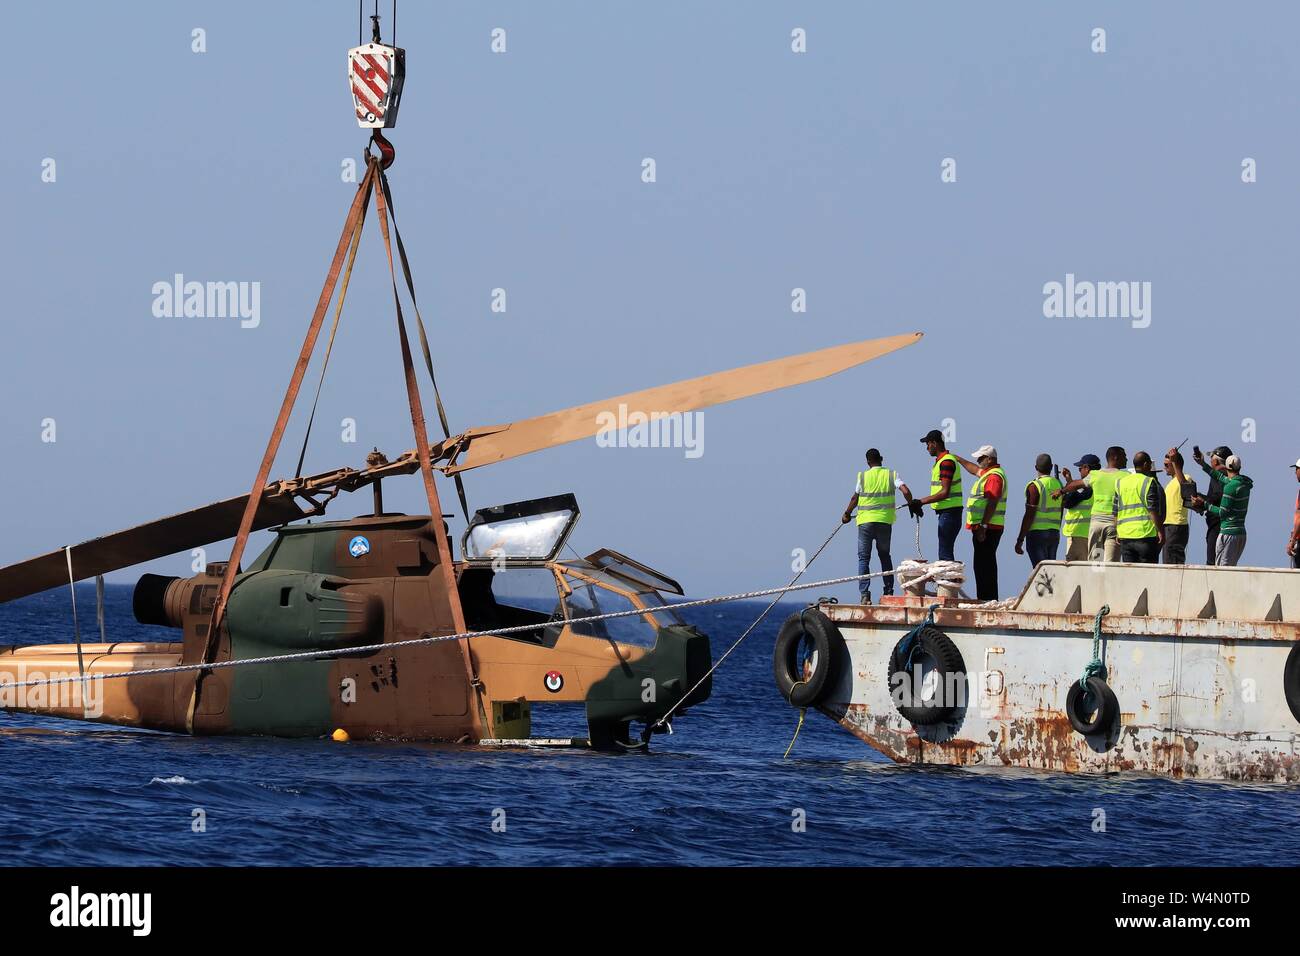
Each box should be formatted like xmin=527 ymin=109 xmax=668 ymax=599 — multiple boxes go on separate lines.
xmin=370 ymin=129 xmax=395 ymax=169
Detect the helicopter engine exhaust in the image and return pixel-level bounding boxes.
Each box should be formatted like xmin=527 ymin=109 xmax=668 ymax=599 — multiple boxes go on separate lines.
xmin=132 ymin=573 xmax=189 ymax=628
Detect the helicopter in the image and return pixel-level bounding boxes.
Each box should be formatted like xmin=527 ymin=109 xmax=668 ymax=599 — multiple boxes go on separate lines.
xmin=0 ymin=333 xmax=919 ymax=748
xmin=0 ymin=14 xmax=923 ymax=749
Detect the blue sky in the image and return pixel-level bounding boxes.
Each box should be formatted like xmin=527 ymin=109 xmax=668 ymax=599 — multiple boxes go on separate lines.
xmin=3 ymin=1 xmax=1297 ymax=600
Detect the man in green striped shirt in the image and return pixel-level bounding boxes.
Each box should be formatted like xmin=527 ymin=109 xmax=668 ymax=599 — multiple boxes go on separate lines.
xmin=1192 ymin=454 xmax=1252 ymax=566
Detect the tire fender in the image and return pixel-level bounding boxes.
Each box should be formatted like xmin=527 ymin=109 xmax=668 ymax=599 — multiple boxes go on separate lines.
xmin=887 ymin=625 xmax=966 ymax=726
xmin=773 ymin=608 xmax=846 ymax=708
xmin=1283 ymin=643 xmax=1300 ymax=726
xmin=1065 ymin=675 xmax=1120 ymax=736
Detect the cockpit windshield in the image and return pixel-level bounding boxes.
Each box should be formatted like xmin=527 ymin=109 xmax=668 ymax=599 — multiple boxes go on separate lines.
xmin=458 ymin=559 xmax=680 ymax=650
xmin=634 ymin=588 xmax=685 ymax=627
xmin=584 ymin=548 xmax=683 ymax=595
xmin=562 ymin=581 xmax=659 ymax=647
xmin=462 ymin=494 xmax=579 ymax=563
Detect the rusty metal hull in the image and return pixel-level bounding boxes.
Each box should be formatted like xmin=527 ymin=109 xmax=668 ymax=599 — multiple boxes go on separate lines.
xmin=813 ymin=562 xmax=1300 ymax=784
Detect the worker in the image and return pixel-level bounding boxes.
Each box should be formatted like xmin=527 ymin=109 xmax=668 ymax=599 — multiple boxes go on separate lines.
xmin=1192 ymin=454 xmax=1252 ymax=566
xmin=1114 ymin=451 xmax=1165 ymax=563
xmin=952 ymin=445 xmax=1006 ymax=600
xmin=1014 ymin=453 xmax=1061 ymax=568
xmin=1161 ymin=447 xmax=1197 ymax=564
xmin=841 ymin=448 xmax=916 ymax=604
xmin=1288 ymin=458 xmax=1300 ymax=570
xmin=1057 ymin=446 xmax=1127 ymax=563
xmin=1056 ymin=454 xmax=1098 ymax=562
xmin=1192 ymin=445 xmax=1233 ymax=564
xmin=912 ymin=428 xmax=964 ymax=561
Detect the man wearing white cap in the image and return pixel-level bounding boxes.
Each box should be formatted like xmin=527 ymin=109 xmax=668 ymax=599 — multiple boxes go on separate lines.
xmin=951 ymin=445 xmax=1007 ymax=600
xmin=1191 ymin=454 xmax=1253 ymax=566
xmin=1288 ymin=459 xmax=1300 ymax=569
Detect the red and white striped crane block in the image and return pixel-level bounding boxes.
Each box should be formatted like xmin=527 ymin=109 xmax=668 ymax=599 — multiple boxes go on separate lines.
xmin=348 ymin=41 xmax=406 ymax=129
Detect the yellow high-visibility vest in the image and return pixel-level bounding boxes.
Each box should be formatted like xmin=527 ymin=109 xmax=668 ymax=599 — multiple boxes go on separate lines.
xmin=1116 ymin=472 xmax=1159 ymax=540
xmin=966 ymin=466 xmax=1008 ymax=528
xmin=1028 ymin=476 xmax=1063 ymax=532
xmin=855 ymin=467 xmax=895 ymax=525
xmin=1062 ymin=474 xmax=1092 ymax=538
xmin=930 ymin=453 xmax=963 ymax=510
xmin=1087 ymin=468 xmax=1123 ymax=522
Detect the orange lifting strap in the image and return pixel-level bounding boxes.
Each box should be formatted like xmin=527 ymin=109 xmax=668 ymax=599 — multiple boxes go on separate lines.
xmin=187 ymin=156 xmax=485 ymax=735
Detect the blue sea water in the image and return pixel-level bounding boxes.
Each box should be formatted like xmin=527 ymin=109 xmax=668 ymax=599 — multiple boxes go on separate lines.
xmin=0 ymin=585 xmax=1297 ymax=866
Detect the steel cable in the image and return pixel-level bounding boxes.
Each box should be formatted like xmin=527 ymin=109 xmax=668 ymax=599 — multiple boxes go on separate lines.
xmin=0 ymin=561 xmax=971 ymax=694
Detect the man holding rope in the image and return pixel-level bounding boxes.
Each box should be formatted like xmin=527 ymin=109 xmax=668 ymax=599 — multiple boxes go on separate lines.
xmin=842 ymin=447 xmax=918 ymax=604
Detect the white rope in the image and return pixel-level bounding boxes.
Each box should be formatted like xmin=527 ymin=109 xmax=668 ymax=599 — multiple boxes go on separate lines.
xmin=959 ymin=597 xmax=1017 ymax=609
xmin=895 ymin=558 xmax=965 ymax=592
xmin=0 ymin=561 xmax=965 ymax=694
xmin=653 ymin=518 xmax=845 ymax=729
xmin=64 ymin=546 xmax=85 ymax=679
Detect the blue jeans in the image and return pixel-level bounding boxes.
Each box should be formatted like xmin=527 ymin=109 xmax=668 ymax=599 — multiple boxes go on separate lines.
xmin=1025 ymin=529 xmax=1060 ymax=568
xmin=857 ymin=522 xmax=894 ymax=600
xmin=935 ymin=508 xmax=962 ymax=562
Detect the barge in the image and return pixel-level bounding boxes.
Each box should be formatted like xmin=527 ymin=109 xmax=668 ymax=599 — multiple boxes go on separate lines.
xmin=774 ymin=561 xmax=1300 ymax=782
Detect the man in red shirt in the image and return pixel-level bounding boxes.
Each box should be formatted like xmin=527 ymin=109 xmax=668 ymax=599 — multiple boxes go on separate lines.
xmin=952 ymin=444 xmax=1007 ymax=601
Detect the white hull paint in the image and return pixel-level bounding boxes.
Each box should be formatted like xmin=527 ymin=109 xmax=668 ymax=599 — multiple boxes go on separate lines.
xmin=810 ymin=562 xmax=1300 ymax=783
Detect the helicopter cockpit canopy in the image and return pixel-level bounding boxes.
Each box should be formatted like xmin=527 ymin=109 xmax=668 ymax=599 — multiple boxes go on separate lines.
xmin=462 ymin=493 xmax=579 ymax=564
xmin=583 ymin=548 xmax=683 ymax=595
xmin=456 ymin=496 xmax=687 ymax=648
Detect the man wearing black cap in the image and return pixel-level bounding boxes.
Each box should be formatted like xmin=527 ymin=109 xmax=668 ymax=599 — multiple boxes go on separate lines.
xmin=1057 ymin=454 xmax=1100 ymax=562
xmin=912 ymin=429 xmax=964 ymax=561
xmin=1192 ymin=445 xmax=1232 ymax=564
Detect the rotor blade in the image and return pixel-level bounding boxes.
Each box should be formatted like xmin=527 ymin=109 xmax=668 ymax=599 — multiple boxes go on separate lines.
xmin=0 ymin=494 xmax=308 ymax=604
xmin=450 ymin=331 xmax=923 ymax=473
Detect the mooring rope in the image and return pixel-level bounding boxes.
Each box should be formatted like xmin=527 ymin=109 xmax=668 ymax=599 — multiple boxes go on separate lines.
xmin=651 ymin=519 xmax=846 ymax=731
xmin=63 ymin=547 xmax=85 ymax=680
xmin=0 ymin=560 xmax=977 ymax=693
xmin=1079 ymin=604 xmax=1110 ymax=687
xmin=783 ymin=707 xmax=807 ymax=759
xmin=895 ymin=558 xmax=964 ymax=592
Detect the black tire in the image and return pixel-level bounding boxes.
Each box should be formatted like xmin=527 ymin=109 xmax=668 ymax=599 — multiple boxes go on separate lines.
xmin=773 ymin=609 xmax=845 ymax=708
xmin=887 ymin=626 xmax=966 ymax=726
xmin=1284 ymin=643 xmax=1300 ymax=726
xmin=1065 ymin=676 xmax=1120 ymax=736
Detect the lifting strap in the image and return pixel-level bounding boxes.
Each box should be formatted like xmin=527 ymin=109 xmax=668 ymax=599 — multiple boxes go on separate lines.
xmin=187 ymin=162 xmax=378 ymax=733
xmin=376 ymin=167 xmax=470 ymax=524
xmin=372 ymin=160 xmax=490 ymax=734
xmin=96 ymin=574 xmax=106 ymax=643
xmin=294 ymin=175 xmax=372 ymax=478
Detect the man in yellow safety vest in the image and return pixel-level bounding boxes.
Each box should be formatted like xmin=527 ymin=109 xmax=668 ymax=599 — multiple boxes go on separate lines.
xmin=1057 ymin=446 xmax=1127 ymax=563
xmin=1014 ymin=453 xmax=1062 ymax=569
xmin=951 ymin=444 xmax=1007 ymax=601
xmin=1056 ymin=453 xmax=1099 ymax=561
xmin=1114 ymin=451 xmax=1166 ymax=563
xmin=912 ymin=428 xmax=964 ymax=562
xmin=842 ymin=448 xmax=916 ymax=604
